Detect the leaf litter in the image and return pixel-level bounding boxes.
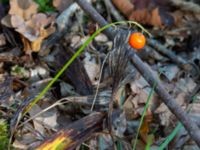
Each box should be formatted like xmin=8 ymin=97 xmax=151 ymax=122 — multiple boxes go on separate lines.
xmin=0 ymin=0 xmax=200 ymax=149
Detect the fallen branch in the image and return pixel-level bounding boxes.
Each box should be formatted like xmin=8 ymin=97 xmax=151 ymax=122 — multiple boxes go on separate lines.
xmin=36 ymin=112 xmax=105 ymax=150
xmin=75 ymin=0 xmax=200 ymax=146
xmin=103 ymin=0 xmax=125 ymax=21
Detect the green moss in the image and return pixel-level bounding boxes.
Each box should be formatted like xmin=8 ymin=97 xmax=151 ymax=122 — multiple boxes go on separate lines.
xmin=0 ymin=119 xmax=9 ymax=150
xmin=34 ymin=0 xmax=55 ymax=12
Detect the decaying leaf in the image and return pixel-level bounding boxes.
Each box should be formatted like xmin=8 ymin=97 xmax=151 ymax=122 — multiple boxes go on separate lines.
xmin=31 ymin=25 xmax=55 ymax=52
xmin=9 ymin=0 xmax=38 ymax=20
xmin=1 ymin=0 xmax=55 ymax=52
xmin=139 ymin=115 xmax=154 ymax=144
xmin=112 ymin=0 xmax=174 ymax=27
xmin=124 ymin=75 xmax=157 ymax=120
xmin=36 ymin=112 xmax=105 ymax=150
xmin=83 ymin=52 xmax=100 ymax=85
xmin=21 ymin=36 xmax=32 ymax=54
xmin=0 ymin=34 xmax=6 ymax=46
xmin=0 ymin=77 xmax=14 ymax=105
xmin=53 ymin=0 xmax=73 ymax=12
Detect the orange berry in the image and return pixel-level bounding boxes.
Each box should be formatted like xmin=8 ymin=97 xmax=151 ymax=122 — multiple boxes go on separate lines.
xmin=128 ymin=32 xmax=146 ymax=50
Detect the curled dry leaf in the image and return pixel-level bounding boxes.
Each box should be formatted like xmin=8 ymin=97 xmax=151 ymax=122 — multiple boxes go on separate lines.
xmin=9 ymin=0 xmax=38 ymax=20
xmin=112 ymin=0 xmax=174 ymax=27
xmin=139 ymin=114 xmax=154 ymax=143
xmin=14 ymin=13 xmax=55 ymax=52
xmin=1 ymin=0 xmax=56 ymax=52
xmin=124 ymin=75 xmax=157 ymax=120
xmin=21 ymin=36 xmax=32 ymax=54
xmin=53 ymin=0 xmax=73 ymax=12
xmin=31 ymin=26 xmax=55 ymax=52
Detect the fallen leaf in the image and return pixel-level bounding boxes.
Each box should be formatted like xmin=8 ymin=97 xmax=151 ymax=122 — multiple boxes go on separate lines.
xmin=2 ymin=1 xmax=55 ymax=53
xmin=53 ymin=0 xmax=73 ymax=12
xmin=140 ymin=115 xmax=153 ymax=143
xmin=83 ymin=52 xmax=100 ymax=85
xmin=15 ymin=13 xmax=55 ymax=42
xmin=31 ymin=26 xmax=55 ymax=52
xmin=1 ymin=15 xmax=13 ymax=28
xmin=29 ymin=104 xmax=45 ymax=135
xmin=112 ymin=111 xmax=127 ymax=137
xmin=111 ymin=0 xmax=134 ymax=17
xmin=0 ymin=77 xmax=14 ymax=106
xmin=10 ymin=15 xmax=25 ymax=28
xmin=21 ymin=36 xmax=32 ymax=54
xmin=9 ymin=0 xmax=38 ymax=20
xmin=0 ymin=34 xmax=6 ymax=46
xmin=176 ymin=77 xmax=196 ymax=93
xmin=112 ymin=0 xmax=174 ymax=27
xmin=160 ymin=64 xmax=179 ymax=81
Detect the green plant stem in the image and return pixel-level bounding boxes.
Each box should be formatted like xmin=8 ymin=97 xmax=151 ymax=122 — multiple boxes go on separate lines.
xmin=23 ymin=21 xmax=150 ymax=116
xmin=132 ymin=81 xmax=157 ymax=150
xmin=158 ymin=122 xmax=182 ymax=150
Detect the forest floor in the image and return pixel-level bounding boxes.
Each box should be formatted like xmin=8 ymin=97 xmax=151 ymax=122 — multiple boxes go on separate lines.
xmin=0 ymin=0 xmax=200 ymax=150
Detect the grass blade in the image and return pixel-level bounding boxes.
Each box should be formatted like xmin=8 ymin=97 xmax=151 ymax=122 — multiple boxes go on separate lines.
xmin=132 ymin=81 xmax=157 ymax=150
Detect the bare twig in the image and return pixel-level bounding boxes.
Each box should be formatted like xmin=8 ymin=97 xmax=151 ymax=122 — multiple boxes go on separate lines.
xmin=41 ymin=3 xmax=80 ymax=50
xmin=91 ymin=52 xmax=110 ymax=111
xmin=75 ymin=0 xmax=200 ymax=146
xmin=147 ymin=38 xmax=187 ymax=66
xmin=103 ymin=0 xmax=125 ymax=21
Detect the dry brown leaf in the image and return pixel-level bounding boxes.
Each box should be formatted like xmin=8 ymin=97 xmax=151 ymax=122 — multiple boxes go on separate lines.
xmin=21 ymin=36 xmax=32 ymax=54
xmin=112 ymin=0 xmax=174 ymax=27
xmin=26 ymin=13 xmax=52 ymax=29
xmin=111 ymin=0 xmax=134 ymax=17
xmin=124 ymin=75 xmax=159 ymax=120
xmin=84 ymin=60 xmax=100 ymax=85
xmin=11 ymin=13 xmax=55 ymax=52
xmin=31 ymin=26 xmax=55 ymax=52
xmin=10 ymin=15 xmax=25 ymax=28
xmin=2 ymin=0 xmax=55 ymax=52
xmin=9 ymin=0 xmax=38 ymax=20
xmin=0 ymin=34 xmax=6 ymax=46
xmin=155 ymin=92 xmax=187 ymax=127
xmin=53 ymin=0 xmax=73 ymax=12
xmin=140 ymin=114 xmax=153 ymax=143
xmin=1 ymin=15 xmax=12 ymax=28
xmin=15 ymin=13 xmax=55 ymax=42
xmin=124 ymin=95 xmax=139 ymax=120
xmin=150 ymin=8 xmax=163 ymax=27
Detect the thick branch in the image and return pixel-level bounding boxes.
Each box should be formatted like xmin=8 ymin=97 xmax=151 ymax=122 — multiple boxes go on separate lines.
xmin=75 ymin=0 xmax=200 ymax=146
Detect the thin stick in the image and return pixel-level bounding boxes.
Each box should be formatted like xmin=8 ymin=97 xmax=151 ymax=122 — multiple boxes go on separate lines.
xmin=18 ymin=99 xmax=70 ymax=128
xmin=147 ymin=39 xmax=187 ymax=66
xmin=91 ymin=52 xmax=110 ymax=111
